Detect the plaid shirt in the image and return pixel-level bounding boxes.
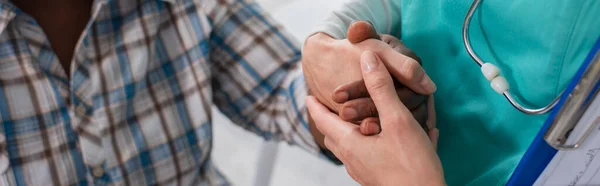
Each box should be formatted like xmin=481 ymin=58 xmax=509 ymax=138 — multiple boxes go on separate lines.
xmin=0 ymin=0 xmax=321 ymax=185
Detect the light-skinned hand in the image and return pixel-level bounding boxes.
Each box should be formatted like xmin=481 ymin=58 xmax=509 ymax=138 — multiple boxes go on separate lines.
xmin=334 ymin=21 xmax=434 ymax=135
xmin=303 ymin=21 xmax=436 ymax=138
xmin=306 ymin=51 xmax=444 ymax=186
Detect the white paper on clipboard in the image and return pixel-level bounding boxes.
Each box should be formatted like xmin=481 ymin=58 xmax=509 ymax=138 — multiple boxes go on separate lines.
xmin=534 ymin=92 xmax=600 ymax=186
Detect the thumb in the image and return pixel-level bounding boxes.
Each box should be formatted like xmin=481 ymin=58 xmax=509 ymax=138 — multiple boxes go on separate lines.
xmin=360 ymin=51 xmax=414 ymax=131
xmin=347 ymin=21 xmax=380 ymax=43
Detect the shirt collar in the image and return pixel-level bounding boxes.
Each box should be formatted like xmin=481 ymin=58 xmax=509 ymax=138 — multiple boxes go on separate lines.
xmin=0 ymin=0 xmax=176 ymax=35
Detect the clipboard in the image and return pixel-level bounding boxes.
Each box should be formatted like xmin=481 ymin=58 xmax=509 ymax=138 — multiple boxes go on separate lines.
xmin=507 ymin=36 xmax=600 ymax=185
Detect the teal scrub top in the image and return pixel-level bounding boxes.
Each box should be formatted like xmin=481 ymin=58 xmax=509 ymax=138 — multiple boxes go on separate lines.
xmin=396 ymin=0 xmax=600 ymax=185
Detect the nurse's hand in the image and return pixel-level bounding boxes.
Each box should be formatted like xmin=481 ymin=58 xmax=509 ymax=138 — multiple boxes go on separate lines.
xmin=333 ymin=21 xmax=433 ymax=134
xmin=306 ymin=51 xmax=445 ymax=186
xmin=302 ymin=22 xmax=436 ymax=117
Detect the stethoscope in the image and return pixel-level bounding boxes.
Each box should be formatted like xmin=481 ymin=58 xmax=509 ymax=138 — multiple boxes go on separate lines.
xmin=462 ymin=0 xmax=561 ymax=114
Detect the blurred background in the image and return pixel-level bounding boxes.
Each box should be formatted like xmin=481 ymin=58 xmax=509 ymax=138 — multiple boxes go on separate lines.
xmin=210 ymin=0 xmax=361 ymax=186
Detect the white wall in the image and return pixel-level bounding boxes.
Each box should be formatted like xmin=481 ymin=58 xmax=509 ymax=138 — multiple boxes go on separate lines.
xmin=210 ymin=0 xmax=361 ymax=185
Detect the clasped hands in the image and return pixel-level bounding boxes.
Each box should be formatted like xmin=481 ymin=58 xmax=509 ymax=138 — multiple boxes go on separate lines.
xmin=302 ymin=21 xmax=445 ymax=186
xmin=303 ymin=21 xmax=437 ymax=137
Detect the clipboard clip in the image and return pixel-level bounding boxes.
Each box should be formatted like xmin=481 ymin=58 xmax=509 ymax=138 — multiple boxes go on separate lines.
xmin=544 ymin=49 xmax=600 ymax=150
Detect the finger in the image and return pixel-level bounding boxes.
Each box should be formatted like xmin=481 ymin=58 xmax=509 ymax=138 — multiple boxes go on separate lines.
xmin=333 ymin=80 xmax=426 ymax=110
xmin=381 ymin=35 xmax=422 ymax=64
xmin=397 ymin=88 xmax=427 ymax=110
xmin=392 ymin=45 xmax=422 ymax=65
xmin=332 ymin=80 xmax=369 ymax=103
xmin=378 ymin=46 xmax=436 ymax=95
xmin=339 ymin=94 xmax=424 ymax=122
xmin=306 ymin=96 xmax=358 ymax=142
xmin=347 ymin=21 xmax=381 ymax=43
xmin=340 ymin=96 xmax=426 ymax=126
xmin=359 ymin=117 xmax=381 ymax=135
xmin=339 ymin=98 xmax=377 ymax=121
xmin=426 ymin=95 xmax=437 ymax=130
xmin=360 ymin=51 xmax=414 ymax=130
xmin=411 ymin=101 xmax=428 ymax=126
xmin=428 ymin=128 xmax=439 ymax=151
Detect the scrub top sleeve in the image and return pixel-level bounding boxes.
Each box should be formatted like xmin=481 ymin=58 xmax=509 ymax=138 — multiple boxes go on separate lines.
xmin=308 ymin=0 xmax=402 ymax=40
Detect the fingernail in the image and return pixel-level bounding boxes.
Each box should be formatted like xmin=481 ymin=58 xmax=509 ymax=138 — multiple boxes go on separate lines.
xmin=420 ymin=75 xmax=437 ymax=93
xmin=361 ymin=52 xmax=378 ymax=72
xmin=342 ymin=107 xmax=358 ymax=120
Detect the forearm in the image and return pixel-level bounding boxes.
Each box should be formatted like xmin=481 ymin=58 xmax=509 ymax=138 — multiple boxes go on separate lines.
xmin=209 ymin=0 xmax=325 ymax=153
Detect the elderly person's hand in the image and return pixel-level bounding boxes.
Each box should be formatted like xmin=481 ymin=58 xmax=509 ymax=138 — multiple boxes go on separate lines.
xmin=306 ymin=51 xmax=444 ymax=186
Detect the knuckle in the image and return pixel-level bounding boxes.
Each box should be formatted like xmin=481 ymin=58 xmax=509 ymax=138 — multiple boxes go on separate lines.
xmin=400 ymin=58 xmax=422 ymax=81
xmin=305 ymin=34 xmax=335 ymax=54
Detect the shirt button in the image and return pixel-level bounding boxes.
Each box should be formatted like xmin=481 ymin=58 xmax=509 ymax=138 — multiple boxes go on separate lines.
xmin=75 ymin=105 xmax=87 ymax=118
xmin=92 ymin=166 xmax=104 ymax=178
